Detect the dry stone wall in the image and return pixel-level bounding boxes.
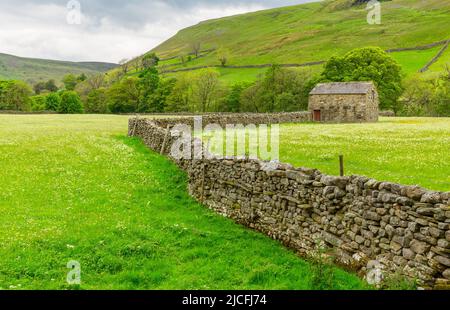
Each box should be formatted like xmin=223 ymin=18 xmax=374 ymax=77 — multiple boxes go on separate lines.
xmin=129 ymin=115 xmax=450 ymax=289
xmin=150 ymin=112 xmax=311 ymax=128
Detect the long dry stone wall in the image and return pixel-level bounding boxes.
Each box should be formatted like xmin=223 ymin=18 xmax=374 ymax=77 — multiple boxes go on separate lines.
xmin=129 ymin=115 xmax=450 ymax=289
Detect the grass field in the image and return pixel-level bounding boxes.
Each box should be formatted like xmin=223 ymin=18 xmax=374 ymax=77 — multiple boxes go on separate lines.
xmin=279 ymin=118 xmax=450 ymax=192
xmin=205 ymin=117 xmax=450 ymax=192
xmin=390 ymin=47 xmax=443 ymax=77
xmin=0 ymin=115 xmax=366 ymax=290
xmin=0 ymin=115 xmax=447 ymax=290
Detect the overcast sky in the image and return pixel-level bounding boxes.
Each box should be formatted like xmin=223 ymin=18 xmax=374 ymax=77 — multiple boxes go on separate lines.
xmin=0 ymin=0 xmax=316 ymax=63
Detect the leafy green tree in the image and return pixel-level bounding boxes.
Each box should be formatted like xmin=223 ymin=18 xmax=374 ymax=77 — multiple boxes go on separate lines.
xmin=0 ymin=80 xmax=32 ymax=111
xmin=58 ymin=91 xmax=84 ymax=114
xmin=85 ymin=88 xmax=108 ymax=114
xmin=33 ymin=82 xmax=46 ymax=95
xmin=45 ymin=79 xmax=58 ymax=92
xmin=45 ymin=93 xmax=61 ymax=111
xmin=77 ymin=73 xmax=87 ymax=82
xmin=217 ymin=47 xmax=231 ymax=67
xmin=138 ymin=67 xmax=160 ymax=112
xmin=63 ymin=74 xmax=78 ymax=91
xmin=192 ymin=42 xmax=201 ymax=58
xmin=275 ymin=92 xmax=296 ymax=112
xmin=221 ymin=83 xmax=250 ymax=112
xmin=141 ymin=53 xmax=160 ymax=70
xmin=150 ymin=78 xmax=176 ymax=113
xmin=320 ymin=47 xmax=403 ymax=111
xmin=107 ymin=77 xmax=141 ymax=113
xmin=34 ymin=79 xmax=58 ymax=94
xmin=166 ymin=74 xmax=193 ymax=112
xmin=400 ymin=74 xmax=450 ymax=117
xmin=192 ymin=69 xmax=221 ymax=112
xmin=30 ymin=95 xmax=47 ymax=111
xmin=240 ymin=66 xmax=313 ymax=112
xmin=240 ymin=83 xmax=262 ymax=112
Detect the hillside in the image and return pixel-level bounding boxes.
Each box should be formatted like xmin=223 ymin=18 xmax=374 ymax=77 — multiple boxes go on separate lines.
xmin=0 ymin=53 xmax=118 ymax=85
xmin=144 ymin=0 xmax=450 ymax=83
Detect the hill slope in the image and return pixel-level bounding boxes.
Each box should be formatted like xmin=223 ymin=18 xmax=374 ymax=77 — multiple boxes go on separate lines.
xmin=148 ymin=0 xmax=450 ymax=81
xmin=0 ymin=53 xmax=118 ymax=85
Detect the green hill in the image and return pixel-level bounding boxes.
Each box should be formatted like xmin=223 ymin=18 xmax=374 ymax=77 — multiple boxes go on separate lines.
xmin=144 ymin=0 xmax=450 ymax=83
xmin=0 ymin=53 xmax=118 ymax=86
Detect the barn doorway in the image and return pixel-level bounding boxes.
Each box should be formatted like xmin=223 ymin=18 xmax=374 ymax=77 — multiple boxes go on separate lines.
xmin=313 ymin=110 xmax=321 ymax=122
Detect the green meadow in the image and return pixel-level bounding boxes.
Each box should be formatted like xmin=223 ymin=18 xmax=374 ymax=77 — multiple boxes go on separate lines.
xmin=0 ymin=115 xmax=447 ymax=289
xmin=0 ymin=115 xmax=365 ymax=290
xmin=279 ymin=118 xmax=450 ymax=192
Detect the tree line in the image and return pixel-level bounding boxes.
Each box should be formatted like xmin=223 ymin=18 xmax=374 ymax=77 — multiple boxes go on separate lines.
xmin=0 ymin=48 xmax=448 ymax=116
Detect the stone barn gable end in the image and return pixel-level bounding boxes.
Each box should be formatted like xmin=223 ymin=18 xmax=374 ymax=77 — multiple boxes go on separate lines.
xmin=308 ymin=82 xmax=379 ymax=123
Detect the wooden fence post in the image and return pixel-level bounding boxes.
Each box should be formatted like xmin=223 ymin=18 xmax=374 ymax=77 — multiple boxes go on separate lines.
xmin=339 ymin=155 xmax=344 ymax=177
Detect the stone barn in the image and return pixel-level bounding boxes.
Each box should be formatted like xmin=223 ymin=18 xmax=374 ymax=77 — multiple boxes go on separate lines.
xmin=308 ymin=82 xmax=379 ymax=123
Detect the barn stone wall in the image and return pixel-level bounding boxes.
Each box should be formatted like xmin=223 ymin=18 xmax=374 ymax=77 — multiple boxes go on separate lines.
xmin=309 ymin=93 xmax=379 ymax=123
xmin=129 ymin=115 xmax=449 ymax=289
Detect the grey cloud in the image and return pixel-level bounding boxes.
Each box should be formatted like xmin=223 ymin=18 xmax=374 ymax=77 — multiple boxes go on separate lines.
xmin=0 ymin=0 xmax=315 ymax=62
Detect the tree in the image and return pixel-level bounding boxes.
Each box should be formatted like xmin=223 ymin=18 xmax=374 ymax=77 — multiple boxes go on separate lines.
xmin=45 ymin=79 xmax=58 ymax=92
xmin=141 ymin=53 xmax=159 ymax=70
xmin=151 ymin=78 xmax=176 ymax=113
xmin=192 ymin=69 xmax=220 ymax=112
xmin=240 ymin=83 xmax=262 ymax=112
xmin=107 ymin=77 xmax=141 ymax=113
xmin=0 ymin=80 xmax=32 ymax=111
xmin=85 ymin=88 xmax=108 ymax=114
xmin=77 ymin=73 xmax=87 ymax=82
xmin=58 ymin=91 xmax=84 ymax=114
xmin=400 ymin=74 xmax=450 ymax=117
xmin=45 ymin=93 xmax=61 ymax=111
xmin=192 ymin=42 xmax=201 ymax=58
xmin=240 ymin=66 xmax=313 ymax=112
xmin=320 ymin=47 xmax=403 ymax=111
xmin=130 ymin=57 xmax=141 ymax=72
xmin=30 ymin=95 xmax=47 ymax=111
xmin=166 ymin=74 xmax=193 ymax=112
xmin=87 ymin=74 xmax=105 ymax=90
xmin=33 ymin=82 xmax=46 ymax=95
xmin=34 ymin=79 xmax=58 ymax=94
xmin=180 ymin=55 xmax=186 ymax=66
xmin=138 ymin=67 xmax=160 ymax=112
xmin=217 ymin=47 xmax=231 ymax=67
xmin=221 ymin=83 xmax=250 ymax=112
xmin=63 ymin=74 xmax=78 ymax=91
xmin=75 ymin=74 xmax=105 ymax=105
xmin=119 ymin=58 xmax=130 ymax=75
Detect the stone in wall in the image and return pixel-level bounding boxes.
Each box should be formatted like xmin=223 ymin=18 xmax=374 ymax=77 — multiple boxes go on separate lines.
xmin=129 ymin=114 xmax=450 ymax=289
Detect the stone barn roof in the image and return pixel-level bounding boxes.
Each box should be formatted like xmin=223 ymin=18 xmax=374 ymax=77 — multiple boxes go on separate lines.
xmin=310 ymin=82 xmax=375 ymax=95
